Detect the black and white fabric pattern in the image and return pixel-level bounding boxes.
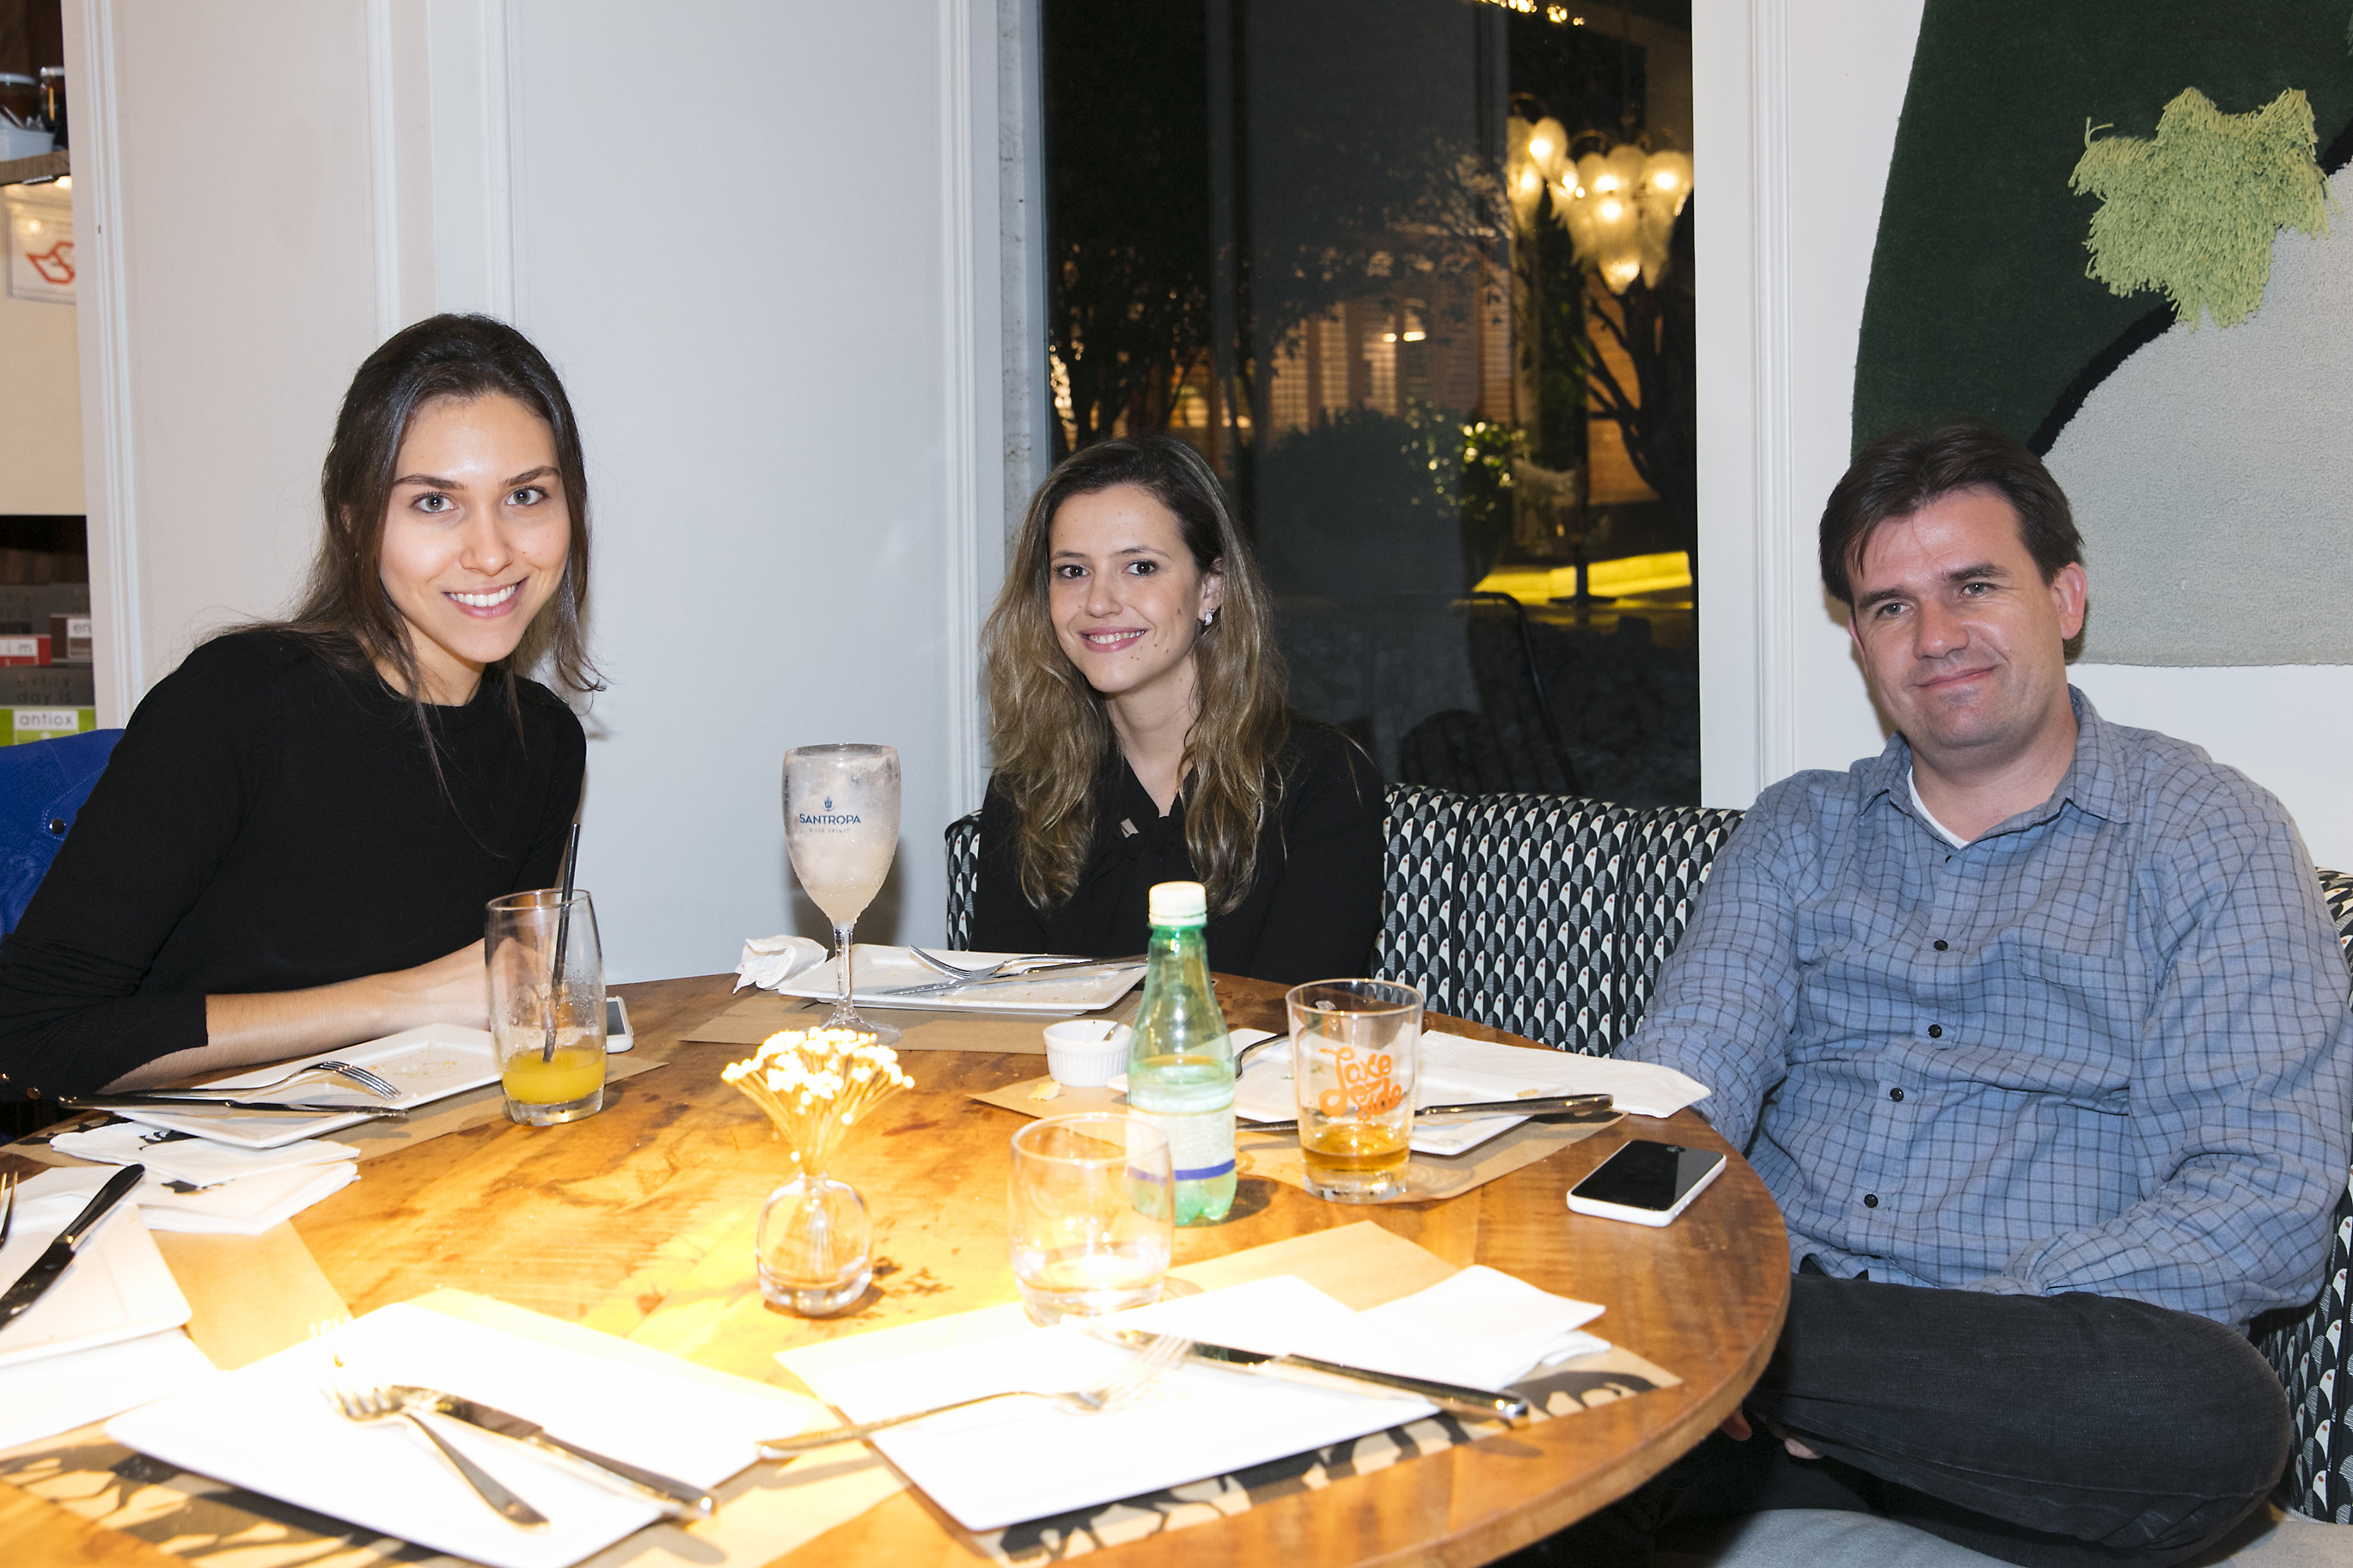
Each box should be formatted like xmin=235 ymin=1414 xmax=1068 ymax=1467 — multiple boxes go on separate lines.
xmin=1374 ymin=784 xmax=1742 ymax=1056
xmin=946 ymin=811 xmax=980 ymax=950
xmin=942 ymin=792 xmax=2353 ymax=1516
xmin=2258 ymin=869 xmax=2353 ymax=1522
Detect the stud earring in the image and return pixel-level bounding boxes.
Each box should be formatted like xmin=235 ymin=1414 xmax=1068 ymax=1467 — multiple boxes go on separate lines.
xmin=1201 ymin=610 xmax=1215 ymax=628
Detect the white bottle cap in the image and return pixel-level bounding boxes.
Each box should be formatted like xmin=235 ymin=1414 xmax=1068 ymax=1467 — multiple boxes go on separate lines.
xmin=1148 ymin=880 xmax=1208 ymax=926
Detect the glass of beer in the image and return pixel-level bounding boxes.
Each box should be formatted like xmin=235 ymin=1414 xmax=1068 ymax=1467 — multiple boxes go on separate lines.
xmin=1287 ymin=979 xmax=1422 ymax=1202
xmin=486 ymin=889 xmax=607 ymax=1125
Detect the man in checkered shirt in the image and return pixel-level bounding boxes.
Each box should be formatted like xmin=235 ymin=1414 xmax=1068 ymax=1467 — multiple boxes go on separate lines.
xmin=1548 ymin=424 xmax=2353 ymax=1568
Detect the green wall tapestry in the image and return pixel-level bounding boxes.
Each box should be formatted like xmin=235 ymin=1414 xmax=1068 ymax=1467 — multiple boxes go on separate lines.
xmin=1853 ymin=1 xmax=2353 ymax=668
xmin=1852 ymin=0 xmax=2353 ymax=454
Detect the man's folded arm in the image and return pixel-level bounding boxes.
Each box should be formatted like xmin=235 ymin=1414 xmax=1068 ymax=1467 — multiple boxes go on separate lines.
xmin=1965 ymin=800 xmax=2353 ymax=1327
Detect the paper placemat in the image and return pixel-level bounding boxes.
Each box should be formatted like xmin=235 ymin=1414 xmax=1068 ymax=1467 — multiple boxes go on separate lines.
xmin=971 ymin=1074 xmax=1621 ymax=1201
xmin=0 ymin=1285 xmax=900 ymax=1568
xmin=774 ymin=1220 xmax=1678 ymax=1564
xmin=8 ymin=1054 xmax=669 ymax=1171
xmin=683 ymin=990 xmax=1140 ymax=1052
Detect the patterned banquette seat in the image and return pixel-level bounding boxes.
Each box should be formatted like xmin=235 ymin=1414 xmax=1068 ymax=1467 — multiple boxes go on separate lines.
xmin=944 ymin=792 xmax=2353 ymax=1519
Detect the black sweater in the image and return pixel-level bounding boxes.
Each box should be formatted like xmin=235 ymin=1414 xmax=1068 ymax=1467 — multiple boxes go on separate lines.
xmin=974 ymin=724 xmax=1384 ymax=985
xmin=0 ymin=631 xmax=584 ymax=1102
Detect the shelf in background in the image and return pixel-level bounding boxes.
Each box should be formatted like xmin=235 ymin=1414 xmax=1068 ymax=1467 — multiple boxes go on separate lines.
xmin=0 ymin=149 xmax=68 ymax=186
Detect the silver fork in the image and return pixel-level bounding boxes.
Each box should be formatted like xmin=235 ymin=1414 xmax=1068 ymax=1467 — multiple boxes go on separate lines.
xmin=324 ymin=1376 xmax=549 ymax=1528
xmin=758 ymin=1330 xmax=1189 ymax=1456
xmin=172 ymin=1059 xmax=400 ymax=1100
xmin=908 ymin=947 xmax=1088 ymax=983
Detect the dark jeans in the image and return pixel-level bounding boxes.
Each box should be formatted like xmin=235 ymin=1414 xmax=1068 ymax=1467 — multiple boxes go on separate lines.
xmin=1512 ymin=1272 xmax=2290 ymax=1568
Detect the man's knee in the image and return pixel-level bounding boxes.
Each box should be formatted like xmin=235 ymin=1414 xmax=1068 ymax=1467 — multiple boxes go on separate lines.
xmin=2121 ymin=1303 xmax=2290 ymax=1498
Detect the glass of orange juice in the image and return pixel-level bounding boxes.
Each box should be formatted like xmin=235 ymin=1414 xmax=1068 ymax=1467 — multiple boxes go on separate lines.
xmin=486 ymin=889 xmax=607 ymax=1125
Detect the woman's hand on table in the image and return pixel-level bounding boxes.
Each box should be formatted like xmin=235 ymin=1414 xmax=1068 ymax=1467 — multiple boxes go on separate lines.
xmin=101 ymin=942 xmax=489 ymax=1090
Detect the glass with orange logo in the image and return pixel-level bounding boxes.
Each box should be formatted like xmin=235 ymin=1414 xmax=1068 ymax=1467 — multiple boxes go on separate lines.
xmin=1285 ymin=979 xmax=1422 ymax=1203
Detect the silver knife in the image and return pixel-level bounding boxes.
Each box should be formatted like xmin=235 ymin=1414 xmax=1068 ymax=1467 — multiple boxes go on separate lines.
xmin=866 ymin=956 xmax=1147 ymax=999
xmin=67 ymin=1095 xmax=409 ymax=1119
xmin=0 ymin=1163 xmax=145 ymax=1333
xmin=389 ymin=1385 xmax=713 ymax=1517
xmin=1093 ymin=1327 xmax=1529 ymax=1423
xmin=1244 ymin=1093 xmax=1615 ymax=1134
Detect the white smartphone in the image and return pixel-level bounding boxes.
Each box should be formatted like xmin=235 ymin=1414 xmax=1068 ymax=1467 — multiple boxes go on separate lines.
xmin=605 ymin=995 xmax=633 ymax=1053
xmin=1566 ymin=1139 xmax=1727 ymax=1227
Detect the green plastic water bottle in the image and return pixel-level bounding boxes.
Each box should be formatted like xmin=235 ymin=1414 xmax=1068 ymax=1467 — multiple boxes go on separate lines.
xmin=1126 ymin=880 xmax=1236 ymax=1225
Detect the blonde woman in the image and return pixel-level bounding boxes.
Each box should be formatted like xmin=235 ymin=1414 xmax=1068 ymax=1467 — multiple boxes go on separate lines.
xmin=975 ymin=436 xmax=1383 ymax=984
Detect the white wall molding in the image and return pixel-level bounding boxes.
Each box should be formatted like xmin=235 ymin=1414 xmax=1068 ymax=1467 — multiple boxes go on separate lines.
xmin=941 ymin=0 xmax=1006 ymax=815
xmin=62 ymin=0 xmax=144 ymax=724
xmin=1743 ymin=0 xmax=1799 ymax=798
xmin=425 ymin=0 xmax=516 ymax=320
xmin=999 ymin=0 xmax=1049 ymax=540
xmin=366 ymin=0 xmax=401 ymax=339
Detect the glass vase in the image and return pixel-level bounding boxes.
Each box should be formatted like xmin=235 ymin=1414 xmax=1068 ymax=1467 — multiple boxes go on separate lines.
xmin=755 ymin=1168 xmax=871 ymax=1316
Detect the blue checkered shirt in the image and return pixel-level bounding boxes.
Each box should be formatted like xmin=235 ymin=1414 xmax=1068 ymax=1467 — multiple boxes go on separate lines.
xmin=1622 ymin=691 xmax=2353 ymax=1327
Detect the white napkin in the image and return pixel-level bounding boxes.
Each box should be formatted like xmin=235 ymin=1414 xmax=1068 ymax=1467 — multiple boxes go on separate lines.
xmin=0 ymin=1329 xmax=217 ymax=1449
xmin=1351 ymin=1265 xmax=1608 ymax=1385
xmin=785 ymin=1267 xmax=1607 ymax=1533
xmin=52 ymin=1122 xmax=359 ymax=1188
xmin=735 ymin=933 xmax=828 ymax=991
xmin=110 ymin=1303 xmax=810 ymax=1568
xmin=19 ymin=1160 xmax=358 ymax=1235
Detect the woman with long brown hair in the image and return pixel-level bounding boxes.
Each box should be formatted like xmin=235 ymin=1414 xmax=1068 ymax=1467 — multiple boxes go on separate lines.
xmin=973 ymin=436 xmax=1382 ymax=983
xmin=0 ymin=314 xmax=593 ymax=1104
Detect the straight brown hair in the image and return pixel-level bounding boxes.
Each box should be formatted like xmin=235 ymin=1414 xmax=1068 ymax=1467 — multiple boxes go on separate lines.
xmin=267 ymin=314 xmax=601 ymax=736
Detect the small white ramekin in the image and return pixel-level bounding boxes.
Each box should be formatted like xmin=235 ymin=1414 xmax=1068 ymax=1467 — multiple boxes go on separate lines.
xmin=1042 ymin=1020 xmax=1132 ymax=1088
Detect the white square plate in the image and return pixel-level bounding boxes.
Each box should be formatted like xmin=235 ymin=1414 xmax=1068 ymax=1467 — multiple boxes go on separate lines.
xmin=107 ymin=1303 xmax=807 ymax=1568
xmin=109 ymin=1025 xmax=499 ymax=1150
xmin=0 ymin=1199 xmax=189 ymax=1369
xmin=775 ymin=947 xmax=1144 ymax=1016
xmin=1232 ymin=1041 xmax=1535 ymax=1156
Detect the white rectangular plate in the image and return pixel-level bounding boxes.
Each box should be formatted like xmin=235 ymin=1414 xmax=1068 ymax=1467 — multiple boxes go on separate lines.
xmin=776 ymin=947 xmax=1144 ymax=1016
xmin=787 ymin=1276 xmax=1438 ymax=1532
xmin=107 ymin=1303 xmax=807 ymax=1568
xmin=109 ymin=1025 xmax=500 ymax=1150
xmin=0 ymin=1199 xmax=190 ymax=1369
xmin=1233 ymin=1034 xmax=1588 ymax=1157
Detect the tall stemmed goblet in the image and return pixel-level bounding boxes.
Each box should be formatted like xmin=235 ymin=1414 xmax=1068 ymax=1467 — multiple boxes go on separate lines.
xmin=783 ymin=743 xmax=902 ymax=1046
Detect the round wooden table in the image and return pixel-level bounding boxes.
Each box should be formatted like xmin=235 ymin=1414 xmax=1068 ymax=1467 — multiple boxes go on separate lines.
xmin=26 ymin=972 xmax=1792 ymax=1567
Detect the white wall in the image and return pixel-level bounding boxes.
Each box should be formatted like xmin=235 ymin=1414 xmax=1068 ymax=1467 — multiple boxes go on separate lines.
xmin=1694 ymin=0 xmax=2353 ymax=870
xmin=63 ymin=0 xmax=1006 ymax=980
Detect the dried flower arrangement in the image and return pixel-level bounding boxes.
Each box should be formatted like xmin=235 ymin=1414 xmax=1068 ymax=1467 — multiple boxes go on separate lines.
xmin=722 ymin=1027 xmax=914 ymax=1173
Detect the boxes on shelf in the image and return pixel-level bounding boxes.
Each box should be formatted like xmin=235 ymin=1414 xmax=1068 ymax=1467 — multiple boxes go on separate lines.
xmin=5 ymin=707 xmax=95 ymax=743
xmin=0 ymin=665 xmax=94 ymax=707
xmin=0 ymin=635 xmax=48 ymax=666
xmin=48 ymin=615 xmax=90 ymax=663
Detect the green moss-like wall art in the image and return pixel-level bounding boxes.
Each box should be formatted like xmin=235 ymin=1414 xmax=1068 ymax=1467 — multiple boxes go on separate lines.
xmin=1851 ymin=0 xmax=2353 ymax=455
xmin=2072 ymin=87 xmax=2332 ymax=329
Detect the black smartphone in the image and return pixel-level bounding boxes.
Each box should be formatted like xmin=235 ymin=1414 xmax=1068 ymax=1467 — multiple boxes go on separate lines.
xmin=1566 ymin=1139 xmax=1727 ymax=1226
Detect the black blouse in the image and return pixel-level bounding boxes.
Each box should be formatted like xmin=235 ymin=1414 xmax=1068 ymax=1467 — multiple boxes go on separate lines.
xmin=0 ymin=631 xmax=584 ymax=1101
xmin=974 ymin=723 xmax=1384 ymax=985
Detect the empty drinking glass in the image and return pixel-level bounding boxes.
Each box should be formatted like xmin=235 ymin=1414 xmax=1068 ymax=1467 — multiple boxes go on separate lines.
xmin=1009 ymin=1113 xmax=1174 ymax=1325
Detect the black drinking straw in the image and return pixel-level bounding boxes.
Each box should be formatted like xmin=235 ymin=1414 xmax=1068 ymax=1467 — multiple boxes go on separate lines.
xmin=541 ymin=822 xmax=582 ymax=1064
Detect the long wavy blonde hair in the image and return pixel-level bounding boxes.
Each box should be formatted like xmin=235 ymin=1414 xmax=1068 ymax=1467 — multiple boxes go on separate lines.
xmin=983 ymin=436 xmax=1290 ymax=915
